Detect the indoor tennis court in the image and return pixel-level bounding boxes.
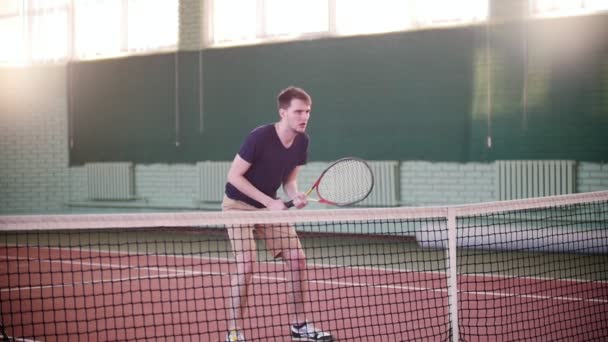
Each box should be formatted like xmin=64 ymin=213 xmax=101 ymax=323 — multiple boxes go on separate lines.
xmin=1 ymin=1 xmax=608 ymax=341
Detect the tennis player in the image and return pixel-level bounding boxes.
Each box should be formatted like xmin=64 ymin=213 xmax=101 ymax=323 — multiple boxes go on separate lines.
xmin=223 ymin=86 xmax=333 ymax=341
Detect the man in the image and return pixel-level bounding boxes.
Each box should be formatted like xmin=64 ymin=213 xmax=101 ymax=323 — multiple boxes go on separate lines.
xmin=222 ymin=86 xmax=333 ymax=341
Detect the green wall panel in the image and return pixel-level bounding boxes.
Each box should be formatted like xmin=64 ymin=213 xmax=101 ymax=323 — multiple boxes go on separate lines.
xmin=69 ymin=14 xmax=608 ymax=165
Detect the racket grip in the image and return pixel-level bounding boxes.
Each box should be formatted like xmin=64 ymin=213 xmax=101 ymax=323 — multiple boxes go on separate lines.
xmin=284 ymin=200 xmax=295 ymax=208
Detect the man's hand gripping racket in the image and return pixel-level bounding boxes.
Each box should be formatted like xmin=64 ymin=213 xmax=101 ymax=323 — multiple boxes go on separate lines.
xmin=285 ymin=157 xmax=374 ymax=208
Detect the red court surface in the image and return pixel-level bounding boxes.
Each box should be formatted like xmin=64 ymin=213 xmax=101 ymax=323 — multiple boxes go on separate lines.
xmin=1 ymin=246 xmax=607 ymax=341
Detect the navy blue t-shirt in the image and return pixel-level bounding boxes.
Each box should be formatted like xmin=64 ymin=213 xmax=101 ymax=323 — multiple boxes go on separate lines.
xmin=225 ymin=124 xmax=309 ymax=208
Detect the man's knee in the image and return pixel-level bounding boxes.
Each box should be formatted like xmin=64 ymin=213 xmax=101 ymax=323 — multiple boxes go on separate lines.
xmin=235 ymin=251 xmax=257 ymax=275
xmin=285 ymin=249 xmax=306 ymax=270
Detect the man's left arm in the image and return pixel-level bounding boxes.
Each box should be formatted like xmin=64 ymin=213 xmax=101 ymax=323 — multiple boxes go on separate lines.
xmin=283 ymin=166 xmax=307 ymax=209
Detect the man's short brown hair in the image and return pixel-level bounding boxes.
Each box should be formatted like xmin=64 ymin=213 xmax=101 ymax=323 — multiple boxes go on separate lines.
xmin=277 ymin=86 xmax=312 ymax=110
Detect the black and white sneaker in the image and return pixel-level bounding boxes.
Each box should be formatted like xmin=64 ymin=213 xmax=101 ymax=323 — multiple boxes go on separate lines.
xmin=225 ymin=329 xmax=245 ymax=342
xmin=291 ymin=322 xmax=333 ymax=341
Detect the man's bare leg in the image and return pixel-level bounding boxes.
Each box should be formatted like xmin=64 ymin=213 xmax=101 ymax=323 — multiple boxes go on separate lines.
xmin=285 ymin=248 xmax=307 ymax=325
xmin=228 ymin=251 xmax=256 ymax=331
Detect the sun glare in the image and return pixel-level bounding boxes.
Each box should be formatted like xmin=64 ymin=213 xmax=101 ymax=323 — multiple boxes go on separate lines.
xmin=128 ymin=0 xmax=178 ymax=52
xmin=532 ymin=0 xmax=608 ymax=17
xmin=0 ymin=17 xmax=25 ymax=65
xmin=74 ymin=1 xmax=122 ymax=59
xmin=1 ymin=0 xmax=178 ymax=64
xmin=336 ymin=0 xmax=413 ymax=35
xmin=211 ymin=0 xmax=256 ymax=44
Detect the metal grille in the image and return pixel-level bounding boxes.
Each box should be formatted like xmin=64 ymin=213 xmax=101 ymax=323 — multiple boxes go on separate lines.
xmin=361 ymin=161 xmax=400 ymax=206
xmin=86 ymin=162 xmax=134 ymax=200
xmin=496 ymin=160 xmax=576 ymax=200
xmin=196 ymin=161 xmax=231 ymax=202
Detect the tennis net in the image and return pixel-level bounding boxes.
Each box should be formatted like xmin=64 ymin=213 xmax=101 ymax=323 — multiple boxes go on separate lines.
xmin=1 ymin=191 xmax=607 ymax=341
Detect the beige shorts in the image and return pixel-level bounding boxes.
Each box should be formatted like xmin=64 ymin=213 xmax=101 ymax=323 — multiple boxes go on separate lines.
xmin=221 ymin=196 xmax=302 ymax=259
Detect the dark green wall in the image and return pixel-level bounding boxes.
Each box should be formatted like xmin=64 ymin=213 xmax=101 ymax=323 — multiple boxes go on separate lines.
xmin=69 ymin=14 xmax=608 ymax=165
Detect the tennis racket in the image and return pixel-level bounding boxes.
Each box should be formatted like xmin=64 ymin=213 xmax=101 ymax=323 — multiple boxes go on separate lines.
xmin=285 ymin=157 xmax=374 ymax=208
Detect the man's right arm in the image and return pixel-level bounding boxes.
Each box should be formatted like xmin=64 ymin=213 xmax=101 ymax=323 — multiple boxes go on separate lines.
xmin=227 ymin=154 xmax=286 ymax=210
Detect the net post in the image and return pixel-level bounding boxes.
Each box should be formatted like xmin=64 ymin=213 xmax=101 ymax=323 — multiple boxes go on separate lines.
xmin=447 ymin=208 xmax=459 ymax=342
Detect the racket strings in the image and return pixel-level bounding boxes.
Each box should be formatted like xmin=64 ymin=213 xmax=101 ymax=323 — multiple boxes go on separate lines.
xmin=317 ymin=160 xmax=373 ymax=205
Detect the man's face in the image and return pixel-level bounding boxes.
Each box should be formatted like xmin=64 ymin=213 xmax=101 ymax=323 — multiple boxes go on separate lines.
xmin=281 ymin=98 xmax=311 ymax=133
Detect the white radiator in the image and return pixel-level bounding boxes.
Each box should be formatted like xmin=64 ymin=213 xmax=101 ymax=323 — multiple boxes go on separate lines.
xmin=496 ymin=160 xmax=576 ymax=200
xmin=197 ymin=161 xmax=231 ymax=202
xmin=196 ymin=160 xmax=400 ymax=206
xmin=361 ymin=161 xmax=400 ymax=206
xmin=85 ymin=162 xmax=134 ymax=200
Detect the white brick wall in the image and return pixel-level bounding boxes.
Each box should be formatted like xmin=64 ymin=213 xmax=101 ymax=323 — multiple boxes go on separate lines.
xmin=0 ymin=66 xmax=69 ymax=214
xmin=69 ymin=164 xmax=201 ymax=208
xmin=577 ymin=162 xmax=608 ymax=193
xmin=68 ymin=166 xmax=87 ymax=202
xmin=401 ymin=161 xmax=495 ymax=206
xmin=136 ymin=164 xmax=199 ymax=207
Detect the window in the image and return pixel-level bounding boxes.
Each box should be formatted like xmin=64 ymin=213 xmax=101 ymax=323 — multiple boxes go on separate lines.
xmin=530 ymin=0 xmax=608 ymax=18
xmin=335 ymin=0 xmax=413 ymax=35
xmin=30 ymin=0 xmax=70 ymax=63
xmin=208 ymin=0 xmax=257 ymax=44
xmin=0 ymin=1 xmax=25 ymax=65
xmin=335 ymin=0 xmax=487 ymax=35
xmin=207 ymin=0 xmax=489 ymax=47
xmin=0 ymin=0 xmax=178 ymax=65
xmin=264 ymin=0 xmax=329 ymax=38
xmin=208 ymin=0 xmax=330 ymax=46
xmin=0 ymin=0 xmax=69 ymax=65
xmin=127 ymin=0 xmax=178 ymax=52
xmin=73 ymin=0 xmax=124 ymax=59
xmin=74 ymin=0 xmax=178 ymax=59
xmin=411 ymin=0 xmax=488 ymax=26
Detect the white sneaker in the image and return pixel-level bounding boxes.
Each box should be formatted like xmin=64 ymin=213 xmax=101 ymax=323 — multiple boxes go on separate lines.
xmin=226 ymin=329 xmax=245 ymax=342
xmin=291 ymin=322 xmax=333 ymax=341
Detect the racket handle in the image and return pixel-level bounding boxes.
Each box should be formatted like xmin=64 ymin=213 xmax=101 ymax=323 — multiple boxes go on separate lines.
xmin=284 ymin=200 xmax=295 ymax=208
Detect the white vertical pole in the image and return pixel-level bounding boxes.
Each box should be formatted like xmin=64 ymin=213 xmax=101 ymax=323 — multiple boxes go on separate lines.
xmin=199 ymin=47 xmax=204 ymax=133
xmin=447 ymin=208 xmax=459 ymax=342
xmin=174 ymin=51 xmax=180 ymax=147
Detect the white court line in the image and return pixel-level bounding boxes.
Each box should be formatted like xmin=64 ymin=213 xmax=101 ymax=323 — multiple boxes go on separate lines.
xmin=2 ymin=255 xmax=607 ymax=304
xmin=0 ymin=255 xmax=223 ymax=293
xmin=8 ymin=337 xmax=40 ymax=342
xmin=307 ymin=262 xmax=608 ymax=284
xmin=4 ymin=243 xmax=607 ymax=284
